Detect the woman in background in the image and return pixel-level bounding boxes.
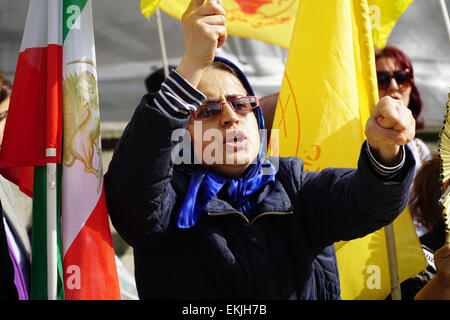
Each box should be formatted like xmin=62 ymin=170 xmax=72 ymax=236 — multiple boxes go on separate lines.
xmin=400 ymin=153 xmax=450 ymax=299
xmin=375 ymin=45 xmax=431 ymax=237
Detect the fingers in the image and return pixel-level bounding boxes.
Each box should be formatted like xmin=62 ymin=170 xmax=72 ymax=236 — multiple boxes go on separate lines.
xmin=366 ymin=119 xmax=407 ymax=145
xmin=365 ymin=95 xmax=416 ymax=164
xmin=177 ymin=0 xmax=227 ymax=85
xmin=369 ymin=96 xmax=415 ymax=145
xmin=217 ymin=28 xmax=227 ymax=48
xmin=186 ymin=0 xmax=226 ymax=17
xmin=374 ymin=97 xmax=411 ymax=130
xmin=183 ymin=0 xmax=226 ymax=32
xmin=198 ymin=24 xmax=226 ymax=48
xmin=375 ymin=108 xmax=406 ymax=132
xmin=187 ymin=0 xmax=206 ymax=11
xmin=435 ymin=243 xmax=450 ymax=260
xmin=434 ymin=244 xmax=450 ymax=287
xmin=182 ymin=0 xmax=226 ymax=51
xmin=199 ymin=14 xmax=226 ymax=26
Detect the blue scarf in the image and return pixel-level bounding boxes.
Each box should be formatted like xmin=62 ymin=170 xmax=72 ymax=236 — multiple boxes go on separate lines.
xmin=177 ymin=57 xmax=276 ymax=228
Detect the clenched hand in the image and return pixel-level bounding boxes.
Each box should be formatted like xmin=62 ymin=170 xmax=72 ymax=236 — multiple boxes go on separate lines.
xmin=365 ymin=96 xmax=415 ymax=166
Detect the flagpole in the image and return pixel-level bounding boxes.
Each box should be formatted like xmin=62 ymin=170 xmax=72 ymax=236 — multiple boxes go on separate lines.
xmin=46 ymin=158 xmax=58 ymax=300
xmin=46 ymin=0 xmax=59 ymax=301
xmin=385 ymin=223 xmax=401 ymax=300
xmin=439 ymin=0 xmax=450 ymax=43
xmin=155 ymin=7 xmax=169 ymax=78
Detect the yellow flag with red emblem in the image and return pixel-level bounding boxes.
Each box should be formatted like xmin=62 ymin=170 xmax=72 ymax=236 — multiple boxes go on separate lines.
xmin=141 ymin=0 xmax=413 ymax=49
xmin=271 ymin=0 xmax=426 ymax=300
xmin=141 ymin=0 xmax=299 ymax=48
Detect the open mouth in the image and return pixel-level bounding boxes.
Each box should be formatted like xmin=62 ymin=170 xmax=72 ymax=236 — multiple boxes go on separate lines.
xmin=227 ymin=136 xmax=244 ymax=143
xmin=224 ymin=130 xmax=246 ymax=149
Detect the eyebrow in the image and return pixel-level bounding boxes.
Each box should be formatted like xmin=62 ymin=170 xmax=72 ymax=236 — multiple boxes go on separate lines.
xmin=205 ymin=94 xmax=244 ymax=103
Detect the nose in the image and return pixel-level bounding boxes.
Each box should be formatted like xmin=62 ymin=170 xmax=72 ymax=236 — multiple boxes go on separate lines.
xmin=219 ymin=102 xmax=240 ymax=128
xmin=387 ymin=77 xmax=400 ymax=92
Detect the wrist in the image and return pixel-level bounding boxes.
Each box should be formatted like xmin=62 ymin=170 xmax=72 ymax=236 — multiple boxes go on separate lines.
xmin=367 ymin=142 xmax=402 ymax=166
xmin=176 ymin=53 xmax=214 ymax=88
xmin=365 ymin=141 xmax=405 ymax=176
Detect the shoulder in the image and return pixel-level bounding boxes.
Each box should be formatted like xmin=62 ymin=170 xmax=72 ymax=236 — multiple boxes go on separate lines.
xmin=270 ymin=157 xmax=305 ymax=193
xmin=275 ymin=157 xmax=304 ymax=172
xmin=272 ymin=157 xmax=304 ymax=179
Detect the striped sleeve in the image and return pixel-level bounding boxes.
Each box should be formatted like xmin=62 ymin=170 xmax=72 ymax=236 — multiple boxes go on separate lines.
xmin=152 ymin=69 xmax=206 ymax=117
xmin=365 ymin=142 xmax=406 ymax=176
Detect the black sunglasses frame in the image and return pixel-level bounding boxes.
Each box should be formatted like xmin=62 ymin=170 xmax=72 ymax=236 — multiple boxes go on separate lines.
xmin=191 ymin=96 xmax=260 ymax=119
xmin=377 ymin=68 xmax=413 ymax=91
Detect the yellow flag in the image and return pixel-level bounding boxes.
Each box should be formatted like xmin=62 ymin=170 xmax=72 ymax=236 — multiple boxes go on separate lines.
xmin=271 ymin=0 xmax=426 ymax=300
xmin=141 ymin=0 xmax=161 ymax=18
xmin=152 ymin=0 xmax=299 ymax=48
xmin=142 ymin=0 xmax=412 ymax=49
xmin=368 ymin=0 xmax=415 ymax=49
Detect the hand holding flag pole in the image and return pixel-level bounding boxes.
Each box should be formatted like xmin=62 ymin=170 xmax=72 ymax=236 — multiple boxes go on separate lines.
xmin=176 ymin=0 xmax=227 ymax=88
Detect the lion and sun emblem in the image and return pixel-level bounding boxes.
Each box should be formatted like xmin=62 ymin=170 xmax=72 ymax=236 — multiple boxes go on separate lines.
xmin=62 ymin=60 xmax=103 ymax=194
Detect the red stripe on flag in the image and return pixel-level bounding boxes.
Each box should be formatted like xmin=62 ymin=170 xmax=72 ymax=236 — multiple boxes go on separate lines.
xmin=0 ymin=44 xmax=62 ymax=195
xmin=0 ymin=47 xmax=48 ymax=167
xmin=63 ymin=185 xmax=121 ymax=300
xmin=46 ymin=44 xmax=62 ymax=163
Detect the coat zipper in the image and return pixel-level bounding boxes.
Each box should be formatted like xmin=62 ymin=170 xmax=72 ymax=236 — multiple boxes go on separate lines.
xmin=207 ymin=210 xmax=293 ymax=225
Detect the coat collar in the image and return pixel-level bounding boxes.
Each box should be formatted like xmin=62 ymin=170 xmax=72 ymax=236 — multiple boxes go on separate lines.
xmin=204 ymin=179 xmax=294 ymax=223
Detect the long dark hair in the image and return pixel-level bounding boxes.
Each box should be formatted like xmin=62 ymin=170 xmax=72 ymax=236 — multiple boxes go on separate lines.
xmin=408 ymin=153 xmax=443 ymax=231
xmin=0 ymin=71 xmax=12 ymax=103
xmin=375 ymin=46 xmax=424 ymax=130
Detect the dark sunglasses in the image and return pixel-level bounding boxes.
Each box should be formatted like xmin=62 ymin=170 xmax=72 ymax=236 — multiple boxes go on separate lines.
xmin=192 ymin=96 xmax=259 ymax=119
xmin=377 ymin=68 xmax=413 ymax=91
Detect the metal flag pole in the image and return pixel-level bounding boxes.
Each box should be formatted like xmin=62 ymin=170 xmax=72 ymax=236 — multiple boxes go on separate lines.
xmin=439 ymin=0 xmax=450 ymax=43
xmin=46 ymin=0 xmax=59 ymax=300
xmin=385 ymin=223 xmax=401 ymax=300
xmin=46 ymin=157 xmax=58 ymax=300
xmin=155 ymin=7 xmax=169 ymax=78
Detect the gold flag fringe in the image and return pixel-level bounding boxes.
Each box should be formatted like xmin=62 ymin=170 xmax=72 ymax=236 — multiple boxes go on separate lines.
xmin=438 ymin=92 xmax=450 ymax=243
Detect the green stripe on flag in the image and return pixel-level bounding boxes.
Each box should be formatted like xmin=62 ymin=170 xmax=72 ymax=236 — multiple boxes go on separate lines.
xmin=62 ymin=0 xmax=88 ymax=43
xmin=30 ymin=165 xmax=65 ymax=300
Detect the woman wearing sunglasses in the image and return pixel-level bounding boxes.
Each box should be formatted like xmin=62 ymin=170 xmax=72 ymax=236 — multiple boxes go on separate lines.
xmin=105 ymin=0 xmax=417 ymax=300
xmin=375 ymin=46 xmax=431 ymax=238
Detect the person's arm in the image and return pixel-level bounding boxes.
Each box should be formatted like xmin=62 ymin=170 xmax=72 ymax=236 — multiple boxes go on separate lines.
xmin=294 ymin=96 xmax=416 ymax=250
xmin=295 ymin=140 xmax=415 ymax=250
xmin=415 ymin=244 xmax=450 ymax=300
xmin=176 ymin=0 xmax=226 ymax=86
xmin=104 ymin=72 xmax=205 ymax=247
xmin=104 ymin=0 xmax=226 ymax=247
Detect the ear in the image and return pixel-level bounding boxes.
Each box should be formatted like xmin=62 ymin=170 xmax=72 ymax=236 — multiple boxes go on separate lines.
xmin=259 ymin=92 xmax=279 ymax=141
xmin=0 ymin=95 xmax=10 ymax=111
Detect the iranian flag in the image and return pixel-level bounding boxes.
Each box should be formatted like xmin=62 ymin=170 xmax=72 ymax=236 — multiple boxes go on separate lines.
xmin=0 ymin=0 xmax=120 ymax=300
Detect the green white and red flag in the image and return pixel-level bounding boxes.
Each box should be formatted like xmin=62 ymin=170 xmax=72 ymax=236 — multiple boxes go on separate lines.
xmin=0 ymin=0 xmax=120 ymax=300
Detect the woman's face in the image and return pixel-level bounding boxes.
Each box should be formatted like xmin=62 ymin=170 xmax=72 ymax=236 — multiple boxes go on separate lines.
xmin=187 ymin=68 xmax=260 ymax=178
xmin=376 ymin=57 xmax=412 ymax=108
